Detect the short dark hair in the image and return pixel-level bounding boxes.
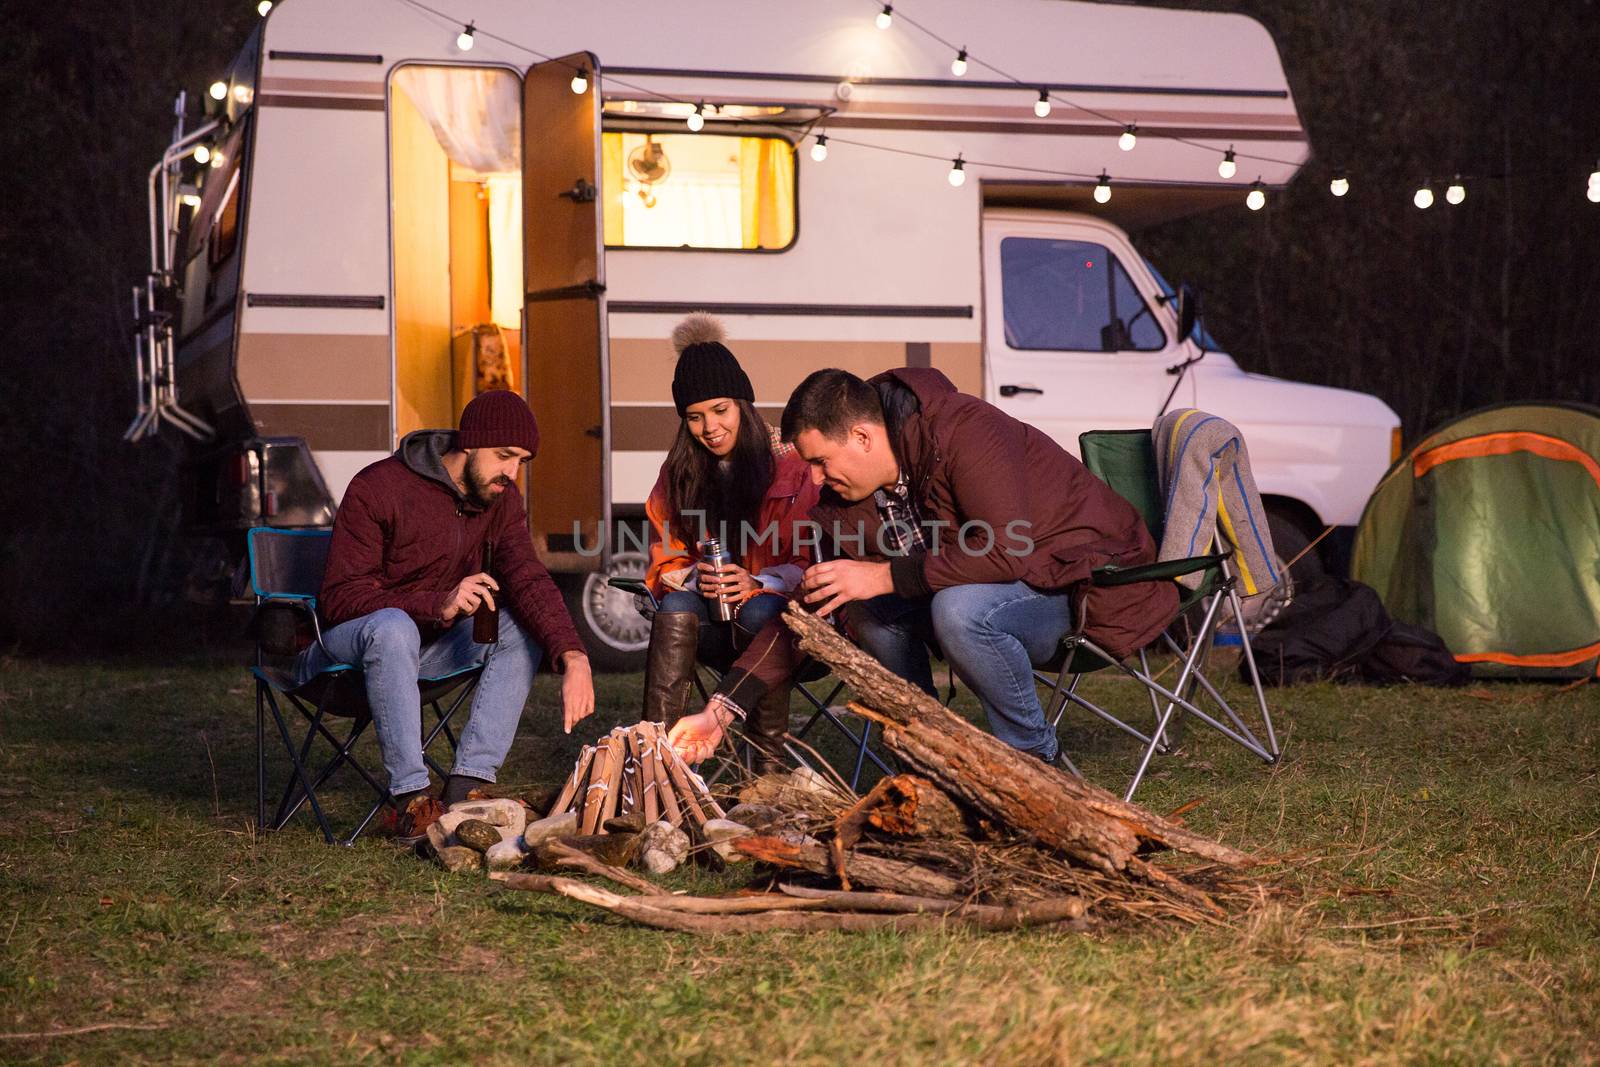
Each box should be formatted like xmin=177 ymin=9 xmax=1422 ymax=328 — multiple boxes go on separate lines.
xmin=781 ymin=369 xmax=884 ymax=441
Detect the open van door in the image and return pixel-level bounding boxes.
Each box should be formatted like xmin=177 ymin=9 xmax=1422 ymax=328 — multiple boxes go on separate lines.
xmin=523 ymin=51 xmax=610 ymax=569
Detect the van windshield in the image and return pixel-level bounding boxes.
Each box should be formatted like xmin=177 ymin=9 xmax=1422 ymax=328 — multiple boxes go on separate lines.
xmin=1142 ymin=258 xmax=1222 ymax=351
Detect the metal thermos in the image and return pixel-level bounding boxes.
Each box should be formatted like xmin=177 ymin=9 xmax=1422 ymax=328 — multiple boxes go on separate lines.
xmin=473 ymin=541 xmax=499 ymax=644
xmin=699 ymin=537 xmax=735 ymax=622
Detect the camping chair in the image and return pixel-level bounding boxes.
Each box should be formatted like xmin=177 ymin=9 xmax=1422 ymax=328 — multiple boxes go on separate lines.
xmin=1034 ymin=430 xmax=1280 ymax=800
xmin=607 ymin=576 xmax=894 ymax=791
xmin=247 ymin=528 xmax=483 ymax=845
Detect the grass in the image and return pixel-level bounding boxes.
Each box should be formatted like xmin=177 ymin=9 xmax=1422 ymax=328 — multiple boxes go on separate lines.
xmin=1 ymin=647 xmax=1597 ymax=1065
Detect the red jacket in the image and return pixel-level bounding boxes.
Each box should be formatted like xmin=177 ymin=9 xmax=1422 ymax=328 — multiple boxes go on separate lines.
xmin=320 ymin=430 xmax=584 ymax=668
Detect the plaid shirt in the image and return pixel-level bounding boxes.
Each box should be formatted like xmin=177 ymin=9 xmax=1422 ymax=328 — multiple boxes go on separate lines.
xmin=874 ymin=472 xmax=927 ymax=556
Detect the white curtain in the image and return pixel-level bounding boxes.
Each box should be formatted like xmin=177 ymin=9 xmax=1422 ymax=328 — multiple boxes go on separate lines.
xmin=392 ymin=66 xmax=520 ymax=173
xmin=486 ymin=175 xmax=523 ymax=330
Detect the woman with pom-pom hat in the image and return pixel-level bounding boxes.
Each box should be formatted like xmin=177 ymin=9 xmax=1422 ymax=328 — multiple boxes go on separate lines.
xmin=639 ymin=314 xmax=819 ymax=771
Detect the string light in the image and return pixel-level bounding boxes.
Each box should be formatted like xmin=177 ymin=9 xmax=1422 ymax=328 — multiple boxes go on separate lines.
xmin=876 ymin=4 xmax=893 ymax=29
xmin=208 ymin=80 xmax=227 ymax=101
xmin=1414 ymin=184 xmax=1434 ymax=209
xmin=256 ymin=0 xmax=271 ymax=14
xmin=232 ymin=84 xmax=253 ymax=105
xmin=1118 ymin=124 xmax=1138 ymax=151
xmin=570 ymin=67 xmax=588 ymax=94
xmin=181 ymin=193 xmax=202 ymax=208
xmin=1034 ymin=91 xmax=1052 ymax=118
xmin=1445 ymin=176 xmax=1466 ymax=205
xmin=948 ymin=155 xmax=966 ymax=187
xmin=1246 ymin=180 xmax=1266 ymax=211
xmin=686 ymin=102 xmax=705 ymax=132
xmin=456 ymin=22 xmax=475 ymax=51
xmin=1093 ymin=171 xmax=1112 ymax=204
xmin=951 ymin=48 xmax=968 ymax=76
xmin=192 ymin=145 xmax=211 ymax=165
xmin=210 ymin=150 xmax=225 ymax=169
xmin=1218 ymin=147 xmax=1237 ymax=179
xmin=1587 ymin=163 xmax=1599 ymax=203
xmin=811 ymin=134 xmax=829 ymax=162
xmin=1330 ymin=170 xmax=1349 ymax=197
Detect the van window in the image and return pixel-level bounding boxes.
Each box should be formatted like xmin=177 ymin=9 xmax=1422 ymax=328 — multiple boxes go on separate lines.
xmin=602 ymin=132 xmax=795 ymax=251
xmin=1000 ymin=237 xmax=1165 ymax=352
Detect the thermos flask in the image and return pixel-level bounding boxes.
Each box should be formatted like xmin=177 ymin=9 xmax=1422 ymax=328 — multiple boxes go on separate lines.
xmin=698 ymin=537 xmax=735 ymax=622
xmin=473 ymin=540 xmax=499 ymax=643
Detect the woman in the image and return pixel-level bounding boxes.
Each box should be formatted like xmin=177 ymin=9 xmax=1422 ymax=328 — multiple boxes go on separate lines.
xmin=641 ymin=315 xmax=818 ymax=771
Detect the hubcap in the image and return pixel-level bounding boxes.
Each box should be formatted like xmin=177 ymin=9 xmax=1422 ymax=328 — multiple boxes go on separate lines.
xmin=581 ymin=551 xmax=651 ymax=652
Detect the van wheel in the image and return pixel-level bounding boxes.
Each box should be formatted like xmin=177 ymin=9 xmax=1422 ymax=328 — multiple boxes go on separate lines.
xmin=558 ymin=550 xmax=651 ymax=673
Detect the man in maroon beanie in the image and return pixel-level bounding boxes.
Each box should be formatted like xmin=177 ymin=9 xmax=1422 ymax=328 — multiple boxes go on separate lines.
xmin=299 ymin=390 xmax=594 ymax=842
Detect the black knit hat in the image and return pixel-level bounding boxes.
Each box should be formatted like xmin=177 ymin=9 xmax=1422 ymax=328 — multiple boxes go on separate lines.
xmin=670 ymin=313 xmax=754 ymax=416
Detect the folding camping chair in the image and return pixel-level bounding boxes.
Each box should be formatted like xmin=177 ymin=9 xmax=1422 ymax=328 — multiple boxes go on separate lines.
xmin=247 ymin=528 xmax=483 ymax=845
xmin=1034 ymin=430 xmax=1280 ymax=801
xmin=607 ymin=576 xmax=894 ymax=791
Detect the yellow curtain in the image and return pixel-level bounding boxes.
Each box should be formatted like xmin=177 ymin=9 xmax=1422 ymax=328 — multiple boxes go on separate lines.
xmin=601 ymin=133 xmax=626 ymax=246
xmin=739 ymin=138 xmax=795 ymax=250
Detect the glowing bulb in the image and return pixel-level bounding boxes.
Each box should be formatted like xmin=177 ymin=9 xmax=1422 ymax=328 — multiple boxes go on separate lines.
xmin=1445 ymin=179 xmax=1465 ymax=205
xmin=1246 ymin=181 xmax=1265 ymax=211
xmin=1118 ymin=124 xmax=1137 ymax=151
xmin=1218 ymin=147 xmax=1236 ymax=179
xmin=951 ymin=49 xmax=967 ymax=77
xmin=1589 ymin=166 xmax=1600 ymax=190
xmin=948 ymin=156 xmax=966 ymax=188
xmin=1330 ymin=172 xmax=1349 ymax=197
xmin=257 ymin=0 xmax=271 ymax=13
xmin=876 ymin=4 xmax=892 ymax=29
xmin=210 ymin=150 xmax=225 ymax=169
xmin=208 ymin=80 xmax=227 ymax=101
xmin=1414 ymin=186 xmax=1434 ymax=209
xmin=1589 ymin=184 xmax=1600 ymax=204
xmin=232 ymin=84 xmax=253 ymax=104
xmin=181 ymin=193 xmax=202 ymax=208
xmin=570 ymin=70 xmax=588 ymax=94
xmin=1093 ymin=172 xmax=1111 ymax=204
xmin=1034 ymin=91 xmax=1051 ymax=118
xmin=687 ymin=103 xmax=705 ymax=132
xmin=456 ymin=23 xmax=475 ymax=51
xmin=810 ymin=135 xmax=828 ymax=163
xmin=192 ymin=144 xmax=211 ymax=164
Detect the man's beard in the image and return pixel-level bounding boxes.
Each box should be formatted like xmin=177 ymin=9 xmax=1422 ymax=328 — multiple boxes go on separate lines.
xmin=464 ymin=463 xmax=511 ymax=508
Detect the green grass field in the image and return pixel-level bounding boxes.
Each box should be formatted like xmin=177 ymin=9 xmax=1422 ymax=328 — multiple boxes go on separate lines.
xmin=1 ymin=650 xmax=1597 ymax=1065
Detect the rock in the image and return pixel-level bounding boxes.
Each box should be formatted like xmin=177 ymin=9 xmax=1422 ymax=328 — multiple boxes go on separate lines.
xmin=725 ymin=803 xmax=783 ymax=831
xmin=454 ymin=819 xmax=501 ymax=852
xmin=684 ymin=820 xmax=726 ymax=873
xmin=642 ymin=848 xmax=679 ymax=874
xmin=638 ymin=821 xmax=689 ymax=873
xmin=446 ymin=798 xmax=528 ymax=836
xmin=522 ymin=810 xmax=579 ymax=849
xmin=485 ymin=839 xmax=527 ymax=871
xmin=436 ymin=846 xmax=482 ymax=873
xmin=700 ymin=819 xmax=753 ymax=862
xmin=425 ymin=821 xmax=451 ymax=855
xmin=603 ymin=811 xmax=647 ymax=835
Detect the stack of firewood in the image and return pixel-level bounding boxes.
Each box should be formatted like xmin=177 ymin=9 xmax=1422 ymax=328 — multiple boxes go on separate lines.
xmin=547 ymin=721 xmax=726 ymax=833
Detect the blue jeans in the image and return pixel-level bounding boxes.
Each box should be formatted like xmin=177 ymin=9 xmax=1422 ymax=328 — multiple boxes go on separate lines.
xmin=656 ymin=590 xmax=787 ymax=672
xmin=294 ymin=607 xmax=544 ymax=796
xmin=849 ymin=583 xmax=1075 ymax=760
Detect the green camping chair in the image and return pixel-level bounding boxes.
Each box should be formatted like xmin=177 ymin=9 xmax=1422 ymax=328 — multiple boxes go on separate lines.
xmin=1035 ymin=430 xmax=1280 ymax=800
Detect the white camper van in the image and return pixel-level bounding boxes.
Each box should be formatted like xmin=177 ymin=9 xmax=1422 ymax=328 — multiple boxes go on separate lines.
xmin=130 ymin=0 xmax=1399 ymax=667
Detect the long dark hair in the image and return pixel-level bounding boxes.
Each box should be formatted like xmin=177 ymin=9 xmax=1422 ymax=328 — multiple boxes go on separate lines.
xmin=664 ymin=399 xmax=775 ymax=552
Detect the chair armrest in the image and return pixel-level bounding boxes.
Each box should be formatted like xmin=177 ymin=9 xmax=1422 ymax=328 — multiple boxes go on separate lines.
xmin=251 ymin=595 xmax=329 ymax=658
xmin=607 ymin=576 xmax=659 ymax=614
xmin=1090 ymin=552 xmax=1230 ymax=587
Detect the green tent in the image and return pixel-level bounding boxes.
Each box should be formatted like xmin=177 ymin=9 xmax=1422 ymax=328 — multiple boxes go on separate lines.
xmin=1351 ymin=402 xmax=1600 ymax=680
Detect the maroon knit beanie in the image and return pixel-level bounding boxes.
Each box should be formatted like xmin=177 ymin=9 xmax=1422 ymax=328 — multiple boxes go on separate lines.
xmin=457 ymin=390 xmax=540 ymax=455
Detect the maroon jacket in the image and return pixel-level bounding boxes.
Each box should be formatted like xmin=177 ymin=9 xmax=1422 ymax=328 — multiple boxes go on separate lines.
xmin=320 ymin=430 xmax=585 ymax=668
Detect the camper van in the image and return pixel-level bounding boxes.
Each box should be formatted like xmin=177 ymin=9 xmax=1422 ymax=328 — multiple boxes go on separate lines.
xmin=129 ymin=0 xmax=1400 ymax=667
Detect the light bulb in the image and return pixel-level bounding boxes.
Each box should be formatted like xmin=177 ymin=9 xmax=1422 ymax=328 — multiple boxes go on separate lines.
xmin=948 ymin=156 xmax=966 ymax=187
xmin=210 ymin=150 xmax=225 ymax=169
xmin=1589 ymin=166 xmax=1600 ymax=190
xmin=1034 ymin=91 xmax=1051 ymax=118
xmin=456 ymin=23 xmax=475 ymax=51
xmin=1445 ymin=179 xmax=1465 ymax=205
xmin=257 ymin=0 xmax=271 ymax=14
xmin=193 ymin=144 xmax=211 ymax=164
xmin=876 ymin=4 xmax=892 ymax=29
xmin=1246 ymin=182 xmax=1265 ymax=211
xmin=181 ymin=194 xmax=202 ymax=208
xmin=1218 ymin=147 xmax=1236 ymax=179
xmin=1118 ymin=125 xmax=1137 ymax=151
xmin=810 ymin=135 xmax=828 ymax=163
xmin=951 ymin=49 xmax=967 ymax=76
xmin=570 ymin=70 xmax=588 ymax=94
xmin=1093 ymin=172 xmax=1111 ymax=204
xmin=687 ymin=104 xmax=705 ymax=132
xmin=1414 ymin=186 xmax=1434 ymax=209
xmin=1588 ymin=183 xmax=1599 ymax=204
xmin=208 ymin=81 xmax=227 ymax=101
xmin=1330 ymin=173 xmax=1349 ymax=197
xmin=232 ymin=84 xmax=252 ymax=104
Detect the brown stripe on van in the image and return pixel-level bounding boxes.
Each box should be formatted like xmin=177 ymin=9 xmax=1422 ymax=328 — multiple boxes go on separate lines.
xmin=931 ymin=342 xmax=984 ymax=396
xmin=258 ymin=93 xmax=386 ymax=112
xmin=259 ymin=76 xmax=385 ymax=97
xmin=252 ymin=403 xmax=390 ymax=451
xmin=609 ymin=405 xmax=786 ymax=451
xmin=609 ymin=338 xmax=909 ymax=404
xmin=905 ymin=342 xmax=931 ymax=369
xmin=237 ymin=333 xmax=391 ymax=402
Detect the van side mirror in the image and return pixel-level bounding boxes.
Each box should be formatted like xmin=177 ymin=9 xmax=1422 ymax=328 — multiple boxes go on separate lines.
xmin=1175 ymin=283 xmax=1200 ymax=343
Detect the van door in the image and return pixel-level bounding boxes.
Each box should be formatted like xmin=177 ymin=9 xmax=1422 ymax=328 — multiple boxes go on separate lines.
xmin=981 ymin=213 xmax=1188 ymax=456
xmin=523 ymin=52 xmax=610 ymax=568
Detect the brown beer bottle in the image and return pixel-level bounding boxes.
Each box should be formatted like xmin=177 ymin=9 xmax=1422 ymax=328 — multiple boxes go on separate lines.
xmin=473 ymin=540 xmax=499 ymax=643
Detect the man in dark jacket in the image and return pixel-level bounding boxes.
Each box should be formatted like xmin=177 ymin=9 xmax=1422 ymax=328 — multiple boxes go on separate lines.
xmin=670 ymin=368 xmax=1175 ymax=765
xmin=297 ymin=390 xmax=593 ymax=837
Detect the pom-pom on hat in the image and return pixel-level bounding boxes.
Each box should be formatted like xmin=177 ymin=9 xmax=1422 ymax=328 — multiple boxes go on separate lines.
xmin=670 ymin=313 xmax=754 ymax=416
xmin=457 ymin=389 xmax=540 ymax=455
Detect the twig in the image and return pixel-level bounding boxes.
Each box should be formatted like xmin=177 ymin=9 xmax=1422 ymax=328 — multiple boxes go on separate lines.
xmin=1585 ymin=847 xmax=1599 ymax=899
xmin=0 ymin=1021 xmax=170 ymax=1041
xmin=199 ymin=730 xmax=221 ymax=818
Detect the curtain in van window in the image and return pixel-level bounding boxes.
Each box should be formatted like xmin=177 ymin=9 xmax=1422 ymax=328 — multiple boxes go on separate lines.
xmin=738 ymin=138 xmax=795 ymax=249
xmin=602 ymin=135 xmax=626 ymax=246
xmin=392 ymin=66 xmax=520 ymax=173
xmin=486 ymin=174 xmax=523 ymax=330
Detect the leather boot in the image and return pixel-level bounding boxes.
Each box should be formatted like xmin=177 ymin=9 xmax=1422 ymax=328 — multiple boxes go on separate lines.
xmin=744 ymin=685 xmax=792 ymax=776
xmin=642 ymin=611 xmax=700 ymax=729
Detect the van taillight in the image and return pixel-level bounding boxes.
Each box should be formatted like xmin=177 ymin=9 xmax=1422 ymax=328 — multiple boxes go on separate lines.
xmin=231 ymin=452 xmax=251 ymax=486
xmin=1391 ymin=427 xmax=1404 ymax=463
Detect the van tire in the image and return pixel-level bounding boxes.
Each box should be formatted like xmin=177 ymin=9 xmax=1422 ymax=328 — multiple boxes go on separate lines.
xmin=1266 ymin=510 xmax=1324 ymax=583
xmin=557 ymin=549 xmax=651 ymax=673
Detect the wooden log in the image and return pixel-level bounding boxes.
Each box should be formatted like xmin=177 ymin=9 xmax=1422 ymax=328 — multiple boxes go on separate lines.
xmin=734 ymin=834 xmax=963 ymax=899
xmin=549 ymin=745 xmax=595 ymax=817
xmin=634 ymin=726 xmax=661 ymax=825
xmin=522 ymin=839 xmax=658 ymax=893
xmin=662 ymin=746 xmax=709 ymax=826
xmin=781 ymin=600 xmax=1252 ymax=874
xmin=778 ymin=883 xmax=1087 ymax=923
xmin=579 ymin=737 xmax=615 ymax=834
xmin=652 ymin=739 xmax=684 ymax=827
xmin=598 ymin=734 xmax=627 ymax=826
xmin=868 ymin=776 xmax=969 ymax=839
xmin=614 ymin=894 xmax=825 ymax=915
